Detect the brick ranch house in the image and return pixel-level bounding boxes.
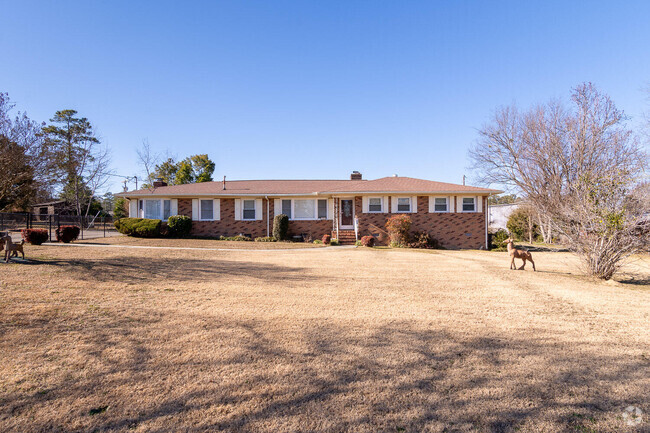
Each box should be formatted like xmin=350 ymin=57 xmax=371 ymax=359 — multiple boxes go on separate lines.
xmin=118 ymin=172 xmax=500 ymax=248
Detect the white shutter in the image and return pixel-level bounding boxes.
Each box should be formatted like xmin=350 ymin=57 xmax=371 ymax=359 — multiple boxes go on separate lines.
xmin=191 ymin=199 xmax=199 ymax=221
xmin=391 ymin=196 xmax=398 ymax=213
xmin=456 ymin=196 xmax=463 ymax=213
xmin=171 ymin=199 xmax=178 ymax=216
xmin=449 ymin=196 xmax=454 ymax=212
xmin=382 ymin=196 xmax=388 ymax=213
xmin=428 ymin=196 xmax=434 ymax=213
xmin=255 ymin=199 xmax=263 ymax=220
xmin=362 ymin=196 xmax=369 ymax=213
xmin=477 ymin=196 xmax=483 ymax=213
xmin=234 ymin=199 xmax=241 ymax=221
xmin=411 ymin=196 xmax=418 ymax=213
xmin=213 ymin=199 xmax=220 ymax=220
xmin=274 ymin=199 xmax=281 ymax=217
xmin=328 ymin=199 xmax=334 ymax=220
xmin=129 ymin=199 xmax=137 ymax=217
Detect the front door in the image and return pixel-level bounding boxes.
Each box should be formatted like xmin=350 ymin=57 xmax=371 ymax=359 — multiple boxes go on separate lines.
xmin=340 ymin=199 xmax=354 ymax=229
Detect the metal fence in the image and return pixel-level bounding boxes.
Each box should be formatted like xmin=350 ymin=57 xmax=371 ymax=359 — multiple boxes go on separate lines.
xmin=0 ymin=213 xmax=118 ymax=242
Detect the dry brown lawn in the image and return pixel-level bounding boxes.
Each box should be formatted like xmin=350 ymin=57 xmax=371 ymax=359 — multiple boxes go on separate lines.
xmin=0 ymin=245 xmax=648 ymax=432
xmin=71 ymin=235 xmax=323 ymax=249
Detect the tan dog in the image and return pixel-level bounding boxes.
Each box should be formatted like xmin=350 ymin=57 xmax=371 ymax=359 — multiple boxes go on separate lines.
xmin=504 ymin=238 xmax=535 ymax=271
xmin=3 ymin=236 xmax=25 ymax=262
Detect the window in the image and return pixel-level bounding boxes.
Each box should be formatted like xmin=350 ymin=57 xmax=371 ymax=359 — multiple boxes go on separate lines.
xmin=434 ymin=197 xmax=448 ymax=212
xmin=462 ymin=197 xmax=476 ymax=212
xmin=144 ymin=199 xmax=161 ymax=219
xmin=281 ymin=199 xmax=292 ymax=219
xmin=243 ymin=200 xmax=256 ymax=220
xmin=317 ymin=199 xmax=327 ymax=219
xmin=397 ymin=197 xmax=411 ymax=212
xmin=163 ymin=200 xmax=171 ymax=220
xmin=294 ymin=199 xmax=315 ymax=219
xmin=368 ymin=197 xmax=382 ymax=212
xmin=200 ymin=199 xmax=214 ymax=220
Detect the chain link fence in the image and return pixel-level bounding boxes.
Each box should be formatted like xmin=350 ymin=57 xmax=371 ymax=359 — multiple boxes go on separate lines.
xmin=0 ymin=213 xmax=118 ymax=242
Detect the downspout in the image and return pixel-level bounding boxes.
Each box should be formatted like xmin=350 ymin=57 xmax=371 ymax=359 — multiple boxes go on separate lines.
xmin=265 ymin=196 xmax=270 ymax=237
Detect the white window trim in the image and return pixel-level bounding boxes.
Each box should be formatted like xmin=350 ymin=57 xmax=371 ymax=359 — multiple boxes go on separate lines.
xmin=430 ymin=196 xmax=450 ymax=213
xmin=277 ymin=198 xmax=329 ymax=220
xmin=461 ymin=197 xmax=477 ymax=213
xmin=367 ymin=197 xmax=383 ymax=213
xmin=198 ymin=199 xmax=219 ymax=221
xmin=396 ymin=197 xmax=412 ymax=213
xmin=141 ymin=198 xmax=177 ymax=220
xmin=242 ymin=199 xmax=256 ymax=220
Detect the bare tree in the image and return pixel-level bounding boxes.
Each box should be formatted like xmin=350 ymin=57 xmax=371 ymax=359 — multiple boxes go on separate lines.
xmin=136 ymin=138 xmax=158 ymax=189
xmin=470 ymin=83 xmax=649 ymax=279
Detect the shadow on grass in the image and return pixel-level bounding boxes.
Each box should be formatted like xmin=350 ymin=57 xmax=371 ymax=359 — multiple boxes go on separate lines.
xmin=2 ymin=311 xmax=647 ymax=432
xmin=8 ymin=255 xmax=308 ymax=284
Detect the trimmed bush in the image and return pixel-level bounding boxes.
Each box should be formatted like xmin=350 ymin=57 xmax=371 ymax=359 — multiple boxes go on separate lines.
xmin=114 ymin=218 xmax=161 ymax=238
xmin=254 ymin=236 xmax=276 ymax=242
xmin=167 ymin=215 xmax=192 ymax=237
xmin=21 ymin=228 xmax=49 ymax=245
xmin=386 ymin=214 xmax=412 ymax=246
xmin=56 ymin=225 xmax=80 ymax=243
xmin=360 ymin=235 xmax=376 ymax=247
xmin=322 ymin=234 xmax=331 ymax=245
xmin=219 ymin=235 xmax=252 ymax=241
xmin=330 ymin=239 xmax=340 ymax=246
xmin=408 ymin=231 xmax=442 ymax=249
xmin=272 ymin=214 xmax=289 ymax=241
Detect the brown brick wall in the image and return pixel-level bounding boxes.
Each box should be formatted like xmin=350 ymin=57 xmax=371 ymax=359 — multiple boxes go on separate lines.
xmin=355 ymin=195 xmax=487 ymax=249
xmin=175 ymin=195 xmax=486 ymax=247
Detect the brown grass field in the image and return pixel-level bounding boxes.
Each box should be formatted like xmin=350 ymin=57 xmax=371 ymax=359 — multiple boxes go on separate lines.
xmin=0 ymin=242 xmax=648 ymax=432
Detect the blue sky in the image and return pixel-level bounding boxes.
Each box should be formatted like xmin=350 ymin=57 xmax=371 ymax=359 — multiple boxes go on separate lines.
xmin=2 ymin=1 xmax=649 ymax=194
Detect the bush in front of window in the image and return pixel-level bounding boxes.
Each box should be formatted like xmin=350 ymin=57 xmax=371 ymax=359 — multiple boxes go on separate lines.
xmin=272 ymin=214 xmax=289 ymax=241
xmin=167 ymin=215 xmax=192 ymax=237
xmin=360 ymin=235 xmax=376 ymax=247
xmin=385 ymin=214 xmax=412 ymax=247
xmin=55 ymin=225 xmax=81 ymax=243
xmin=322 ymin=234 xmax=331 ymax=245
xmin=254 ymin=236 xmax=276 ymax=242
xmin=114 ymin=218 xmax=161 ymax=238
xmin=21 ymin=228 xmax=49 ymax=245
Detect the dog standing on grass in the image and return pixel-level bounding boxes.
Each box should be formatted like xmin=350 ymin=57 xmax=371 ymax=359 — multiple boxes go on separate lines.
xmin=504 ymin=237 xmax=535 ymax=271
xmin=2 ymin=235 xmax=25 ymax=262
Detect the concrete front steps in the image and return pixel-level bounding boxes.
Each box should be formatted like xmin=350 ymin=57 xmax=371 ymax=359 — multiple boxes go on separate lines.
xmin=334 ymin=230 xmax=357 ymax=245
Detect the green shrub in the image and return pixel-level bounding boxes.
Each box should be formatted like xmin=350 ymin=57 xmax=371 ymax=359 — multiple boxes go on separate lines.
xmin=507 ymin=208 xmax=540 ymax=242
xmin=408 ymin=231 xmax=442 ymax=249
xmin=313 ymin=239 xmax=323 ymax=244
xmin=55 ymin=225 xmax=80 ymax=243
xmin=114 ymin=218 xmax=161 ymax=238
xmin=322 ymin=234 xmax=331 ymax=245
xmin=114 ymin=198 xmax=128 ymax=219
xmin=21 ymin=228 xmax=49 ymax=245
xmin=167 ymin=215 xmax=192 ymax=237
xmin=330 ymin=239 xmax=340 ymax=246
xmin=254 ymin=236 xmax=276 ymax=242
xmin=219 ymin=235 xmax=252 ymax=241
xmin=386 ymin=214 xmax=411 ymax=246
xmin=273 ymin=214 xmax=289 ymax=240
xmin=490 ymin=229 xmax=510 ymax=251
xmin=360 ymin=235 xmax=376 ymax=247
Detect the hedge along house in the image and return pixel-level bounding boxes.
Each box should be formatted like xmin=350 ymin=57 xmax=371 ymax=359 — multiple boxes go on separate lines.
xmin=117 ymin=172 xmax=501 ymax=248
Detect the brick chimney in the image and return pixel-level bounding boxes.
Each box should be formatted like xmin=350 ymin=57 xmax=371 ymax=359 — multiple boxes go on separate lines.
xmin=152 ymin=178 xmax=167 ymax=188
xmin=350 ymin=171 xmax=362 ymax=180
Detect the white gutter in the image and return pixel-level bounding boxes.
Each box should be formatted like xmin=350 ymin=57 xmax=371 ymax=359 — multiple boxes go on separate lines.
xmin=120 ymin=190 xmax=503 ymax=199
